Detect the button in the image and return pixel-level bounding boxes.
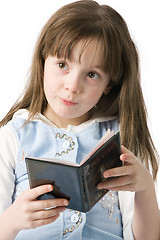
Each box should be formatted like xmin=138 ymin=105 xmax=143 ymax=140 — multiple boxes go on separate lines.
xmin=63 ymin=140 xmax=70 ymax=148
xmin=71 ymin=214 xmax=79 ymax=223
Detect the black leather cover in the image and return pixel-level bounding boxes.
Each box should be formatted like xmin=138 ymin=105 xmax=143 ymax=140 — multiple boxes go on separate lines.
xmin=25 ymin=132 xmax=121 ymax=212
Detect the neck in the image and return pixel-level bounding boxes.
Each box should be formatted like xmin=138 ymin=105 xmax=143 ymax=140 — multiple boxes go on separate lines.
xmin=43 ymin=108 xmax=92 ymax=128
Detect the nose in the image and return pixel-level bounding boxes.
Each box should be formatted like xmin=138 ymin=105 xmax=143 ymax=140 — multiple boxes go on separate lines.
xmin=64 ymin=72 xmax=81 ymax=94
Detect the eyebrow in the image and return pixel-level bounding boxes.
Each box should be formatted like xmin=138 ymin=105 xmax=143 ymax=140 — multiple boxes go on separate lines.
xmin=91 ymin=64 xmax=103 ymax=69
xmin=89 ymin=63 xmax=106 ymax=74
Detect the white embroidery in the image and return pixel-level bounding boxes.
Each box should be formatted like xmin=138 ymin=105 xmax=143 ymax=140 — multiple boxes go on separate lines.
xmin=14 ymin=186 xmax=23 ymax=199
xmin=55 ymin=133 xmax=75 ymax=156
xmin=99 ymin=191 xmax=119 ymax=218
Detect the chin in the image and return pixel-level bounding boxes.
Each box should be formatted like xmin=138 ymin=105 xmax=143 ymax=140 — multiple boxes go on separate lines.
xmin=54 ymin=109 xmax=76 ymax=119
xmin=49 ymin=106 xmax=89 ymax=122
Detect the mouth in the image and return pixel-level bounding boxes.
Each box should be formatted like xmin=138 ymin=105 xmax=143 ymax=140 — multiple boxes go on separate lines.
xmin=61 ymin=98 xmax=78 ymax=106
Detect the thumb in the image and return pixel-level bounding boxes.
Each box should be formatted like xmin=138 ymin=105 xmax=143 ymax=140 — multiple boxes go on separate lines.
xmin=27 ymin=184 xmax=53 ymax=200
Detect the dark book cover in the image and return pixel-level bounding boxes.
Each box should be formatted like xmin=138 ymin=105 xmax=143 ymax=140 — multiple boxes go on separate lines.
xmin=25 ymin=131 xmax=122 ymax=212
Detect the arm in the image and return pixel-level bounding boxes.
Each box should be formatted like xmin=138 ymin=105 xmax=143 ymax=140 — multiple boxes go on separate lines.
xmin=0 ymin=125 xmax=69 ymax=239
xmin=98 ymin=146 xmax=160 ymax=240
xmin=0 ymin=125 xmax=18 ymax=214
xmin=132 ymin=179 xmax=160 ymax=240
xmin=0 ymin=185 xmax=69 ymax=240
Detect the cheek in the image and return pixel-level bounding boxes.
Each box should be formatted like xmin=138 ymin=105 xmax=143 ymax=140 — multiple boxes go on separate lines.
xmin=44 ymin=81 xmax=56 ymax=104
xmin=85 ymin=89 xmax=104 ymax=108
xmin=89 ymin=87 xmax=104 ymax=100
xmin=43 ymin=78 xmax=51 ymax=97
xmin=44 ymin=75 xmax=59 ymax=96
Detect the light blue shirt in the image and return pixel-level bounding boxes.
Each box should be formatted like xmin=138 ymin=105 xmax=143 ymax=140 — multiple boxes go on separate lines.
xmin=8 ymin=116 xmax=123 ymax=240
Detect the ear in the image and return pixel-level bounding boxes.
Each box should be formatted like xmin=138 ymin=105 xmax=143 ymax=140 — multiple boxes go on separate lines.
xmin=104 ymin=86 xmax=112 ymax=95
xmin=104 ymin=80 xmax=114 ymax=95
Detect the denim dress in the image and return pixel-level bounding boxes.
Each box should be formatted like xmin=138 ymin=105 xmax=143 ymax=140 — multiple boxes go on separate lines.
xmin=8 ymin=116 xmax=123 ymax=240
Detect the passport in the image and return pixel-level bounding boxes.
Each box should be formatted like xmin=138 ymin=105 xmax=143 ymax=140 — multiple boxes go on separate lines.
xmin=25 ymin=130 xmax=121 ymax=212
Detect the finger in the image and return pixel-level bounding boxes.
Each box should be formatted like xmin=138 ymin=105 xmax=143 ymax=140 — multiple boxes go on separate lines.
xmin=26 ymin=185 xmax=54 ymax=200
xmin=103 ymin=183 xmax=135 ymax=192
xmin=29 ymin=214 xmax=60 ymax=229
xmin=120 ymin=153 xmax=136 ymax=165
xmin=31 ymin=198 xmax=69 ymax=211
xmin=98 ymin=175 xmax=132 ymax=189
xmin=120 ymin=146 xmax=137 ymax=165
xmin=103 ymin=164 xmax=132 ymax=178
xmin=32 ymin=206 xmax=66 ymax=221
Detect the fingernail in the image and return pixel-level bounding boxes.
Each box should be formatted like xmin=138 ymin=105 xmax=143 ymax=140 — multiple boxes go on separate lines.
xmin=64 ymin=200 xmax=69 ymax=206
xmin=104 ymin=172 xmax=109 ymax=178
xmin=97 ymin=184 xmax=102 ymax=189
xmin=121 ymin=154 xmax=127 ymax=161
xmin=47 ymin=185 xmax=53 ymax=191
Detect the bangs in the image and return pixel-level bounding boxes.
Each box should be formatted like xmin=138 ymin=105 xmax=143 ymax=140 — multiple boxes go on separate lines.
xmin=43 ymin=29 xmax=122 ymax=83
xmin=51 ymin=35 xmax=108 ymax=72
xmin=43 ymin=23 xmax=108 ymax=70
xmin=41 ymin=2 xmax=124 ymax=84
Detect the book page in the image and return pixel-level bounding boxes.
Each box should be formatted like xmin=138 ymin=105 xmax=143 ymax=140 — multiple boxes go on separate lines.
xmin=80 ymin=129 xmax=114 ymax=165
xmin=28 ymin=157 xmax=80 ymax=167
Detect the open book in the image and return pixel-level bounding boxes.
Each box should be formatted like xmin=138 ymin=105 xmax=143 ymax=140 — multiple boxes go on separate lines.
xmin=25 ymin=130 xmax=122 ymax=212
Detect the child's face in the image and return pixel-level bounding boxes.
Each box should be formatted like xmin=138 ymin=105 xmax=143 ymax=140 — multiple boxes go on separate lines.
xmin=43 ymin=38 xmax=110 ymax=127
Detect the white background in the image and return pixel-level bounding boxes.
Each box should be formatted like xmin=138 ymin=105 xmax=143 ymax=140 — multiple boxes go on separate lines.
xmin=0 ymin=0 xmax=160 ymax=204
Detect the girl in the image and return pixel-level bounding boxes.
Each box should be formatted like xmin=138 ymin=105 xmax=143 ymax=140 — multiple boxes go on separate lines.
xmin=0 ymin=0 xmax=159 ymax=239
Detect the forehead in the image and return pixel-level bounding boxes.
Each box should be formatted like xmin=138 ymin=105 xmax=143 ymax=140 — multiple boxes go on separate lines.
xmin=70 ymin=38 xmax=105 ymax=69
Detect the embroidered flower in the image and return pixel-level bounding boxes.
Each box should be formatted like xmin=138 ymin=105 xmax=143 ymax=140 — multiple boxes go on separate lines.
xmin=99 ymin=191 xmax=119 ymax=218
xmin=63 ymin=210 xmax=82 ymax=235
xmin=55 ymin=133 xmax=75 ymax=157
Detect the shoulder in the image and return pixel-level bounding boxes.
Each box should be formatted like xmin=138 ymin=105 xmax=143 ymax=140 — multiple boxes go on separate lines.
xmin=0 ymin=123 xmax=19 ymax=147
xmin=0 ymin=123 xmax=19 ymax=168
xmin=0 ymin=109 xmax=31 ymax=167
xmin=7 ymin=109 xmax=54 ymax=138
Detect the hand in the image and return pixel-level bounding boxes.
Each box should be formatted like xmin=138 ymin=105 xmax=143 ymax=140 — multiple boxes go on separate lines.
xmin=97 ymin=145 xmax=153 ymax=193
xmin=3 ymin=185 xmax=69 ymax=234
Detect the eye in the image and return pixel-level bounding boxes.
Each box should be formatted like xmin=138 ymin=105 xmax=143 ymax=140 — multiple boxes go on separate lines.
xmin=58 ymin=62 xmax=68 ymax=70
xmin=87 ymin=72 xmax=99 ymax=79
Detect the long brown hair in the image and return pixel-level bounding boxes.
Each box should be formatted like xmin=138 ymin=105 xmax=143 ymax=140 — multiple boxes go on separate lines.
xmin=0 ymin=0 xmax=159 ymax=179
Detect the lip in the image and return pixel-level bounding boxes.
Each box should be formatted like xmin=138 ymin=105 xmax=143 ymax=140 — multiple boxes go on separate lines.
xmin=61 ymin=98 xmax=78 ymax=106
